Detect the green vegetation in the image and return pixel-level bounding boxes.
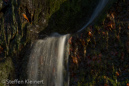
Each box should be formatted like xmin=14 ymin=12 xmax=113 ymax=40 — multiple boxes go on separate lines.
xmin=0 ymin=57 xmax=14 ymax=86
xmin=0 ymin=0 xmax=129 ymax=86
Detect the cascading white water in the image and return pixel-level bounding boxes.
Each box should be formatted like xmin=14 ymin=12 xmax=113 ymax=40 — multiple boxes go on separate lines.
xmin=27 ymin=33 xmax=69 ymax=86
xmin=26 ymin=0 xmax=112 ymax=86
xmin=56 ymin=36 xmax=66 ymax=86
xmin=78 ymin=0 xmax=109 ymax=32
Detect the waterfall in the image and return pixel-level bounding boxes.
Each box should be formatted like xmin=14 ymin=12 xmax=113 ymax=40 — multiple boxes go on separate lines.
xmin=25 ymin=0 xmax=111 ymax=86
xmin=78 ymin=0 xmax=109 ymax=32
xmin=26 ymin=33 xmax=69 ymax=86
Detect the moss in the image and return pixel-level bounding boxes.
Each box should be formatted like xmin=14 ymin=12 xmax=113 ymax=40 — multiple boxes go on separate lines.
xmin=0 ymin=57 xmax=14 ymax=86
xmin=0 ymin=0 xmax=128 ymax=86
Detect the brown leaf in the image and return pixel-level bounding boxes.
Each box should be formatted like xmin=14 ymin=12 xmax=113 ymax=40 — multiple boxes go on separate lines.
xmin=72 ymin=56 xmax=78 ymax=64
xmin=88 ymin=31 xmax=92 ymax=36
xmin=22 ymin=13 xmax=30 ymax=22
xmin=116 ymin=71 xmax=119 ymax=76
xmin=111 ymin=13 xmax=115 ymax=19
xmin=68 ymin=37 xmax=72 ymax=44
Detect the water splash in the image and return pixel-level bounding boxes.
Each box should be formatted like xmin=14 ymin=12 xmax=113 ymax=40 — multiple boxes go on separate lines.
xmin=78 ymin=0 xmax=109 ymax=32
xmin=27 ymin=34 xmax=69 ymax=86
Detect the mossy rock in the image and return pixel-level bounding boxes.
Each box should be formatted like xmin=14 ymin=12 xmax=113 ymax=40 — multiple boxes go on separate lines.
xmin=0 ymin=57 xmax=15 ymax=86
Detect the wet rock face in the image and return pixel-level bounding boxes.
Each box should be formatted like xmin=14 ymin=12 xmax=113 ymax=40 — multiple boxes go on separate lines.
xmin=0 ymin=57 xmax=15 ymax=86
xmin=19 ymin=0 xmax=66 ymax=31
xmin=0 ymin=0 xmax=116 ymax=58
xmin=18 ymin=0 xmax=116 ymax=35
xmin=0 ymin=0 xmax=117 ymax=86
xmin=19 ymin=0 xmax=103 ymax=35
xmin=0 ymin=0 xmax=10 ymax=18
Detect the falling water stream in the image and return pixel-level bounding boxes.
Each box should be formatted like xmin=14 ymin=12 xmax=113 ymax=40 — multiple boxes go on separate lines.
xmin=78 ymin=0 xmax=109 ymax=32
xmin=26 ymin=0 xmax=110 ymax=86
xmin=27 ymin=33 xmax=69 ymax=86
